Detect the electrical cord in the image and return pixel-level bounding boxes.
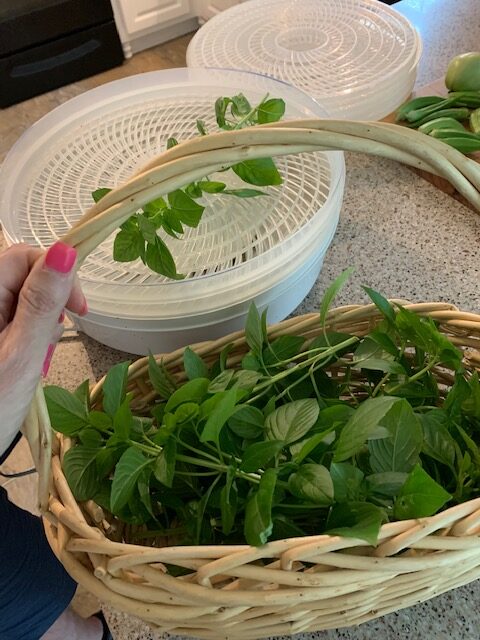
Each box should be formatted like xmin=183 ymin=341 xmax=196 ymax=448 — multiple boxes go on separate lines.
xmin=0 ymin=468 xmax=37 ymax=478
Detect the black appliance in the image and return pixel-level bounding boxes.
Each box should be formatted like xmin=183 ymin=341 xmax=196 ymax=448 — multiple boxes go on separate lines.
xmin=0 ymin=0 xmax=124 ymax=108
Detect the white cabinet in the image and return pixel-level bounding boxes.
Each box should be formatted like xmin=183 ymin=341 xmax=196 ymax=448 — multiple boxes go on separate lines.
xmin=112 ymin=0 xmax=197 ymax=57
xmin=194 ymin=0 xmax=242 ymax=22
xmin=111 ymin=0 xmax=243 ymax=58
xmin=121 ymin=0 xmax=192 ymax=34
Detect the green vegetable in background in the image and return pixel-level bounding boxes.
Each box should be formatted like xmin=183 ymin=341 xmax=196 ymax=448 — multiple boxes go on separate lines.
xmin=396 ymin=52 xmax=480 ymax=156
xmin=92 ymin=93 xmax=286 ymax=279
xmin=417 ymin=117 xmax=467 ymax=134
xmin=445 ymin=52 xmax=480 ymax=92
xmin=470 ymin=108 xmax=480 ymax=134
xmin=45 ymin=272 xmax=480 ymax=554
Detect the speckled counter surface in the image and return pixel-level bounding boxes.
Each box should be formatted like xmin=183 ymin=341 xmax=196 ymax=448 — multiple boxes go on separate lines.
xmin=1 ymin=0 xmax=480 ymax=638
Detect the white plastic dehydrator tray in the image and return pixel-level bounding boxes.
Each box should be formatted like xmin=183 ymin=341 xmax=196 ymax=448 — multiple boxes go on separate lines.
xmin=187 ymin=0 xmax=422 ymax=121
xmin=0 ymin=68 xmax=345 ymax=354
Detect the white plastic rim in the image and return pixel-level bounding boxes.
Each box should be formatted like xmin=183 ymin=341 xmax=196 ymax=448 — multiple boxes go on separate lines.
xmin=0 ymin=68 xmax=345 ymax=327
xmin=74 ymin=225 xmax=338 ymax=354
xmin=187 ymin=0 xmax=422 ymax=121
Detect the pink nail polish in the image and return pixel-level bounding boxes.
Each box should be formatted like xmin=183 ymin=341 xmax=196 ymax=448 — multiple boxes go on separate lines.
xmin=45 ymin=242 xmax=77 ymax=274
xmin=58 ymin=311 xmax=65 ymax=323
xmin=78 ymin=300 xmax=88 ymax=316
xmin=42 ymin=344 xmax=55 ymax=377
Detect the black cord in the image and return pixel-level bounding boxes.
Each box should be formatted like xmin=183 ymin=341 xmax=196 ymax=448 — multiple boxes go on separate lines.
xmin=0 ymin=468 xmax=37 ymax=478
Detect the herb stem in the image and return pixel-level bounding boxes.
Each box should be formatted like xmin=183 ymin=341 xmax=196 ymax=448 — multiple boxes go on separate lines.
xmin=388 ymin=359 xmax=437 ymax=394
xmin=175 ymin=454 xmax=260 ymax=484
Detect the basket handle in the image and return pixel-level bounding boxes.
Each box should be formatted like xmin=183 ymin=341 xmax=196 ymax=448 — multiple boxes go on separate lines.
xmin=21 ymin=118 xmax=480 ymax=511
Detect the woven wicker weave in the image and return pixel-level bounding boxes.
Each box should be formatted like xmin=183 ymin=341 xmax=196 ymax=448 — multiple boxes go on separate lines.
xmin=23 ymin=120 xmax=480 ymax=638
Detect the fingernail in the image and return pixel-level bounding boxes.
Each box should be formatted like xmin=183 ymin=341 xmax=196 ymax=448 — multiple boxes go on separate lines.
xmin=58 ymin=311 xmax=65 ymax=323
xmin=42 ymin=344 xmax=55 ymax=378
xmin=45 ymin=242 xmax=77 ymax=274
xmin=78 ymin=299 xmax=88 ymax=316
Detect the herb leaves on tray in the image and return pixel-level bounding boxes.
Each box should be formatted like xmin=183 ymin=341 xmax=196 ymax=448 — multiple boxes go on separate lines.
xmin=91 ymin=93 xmax=286 ymax=279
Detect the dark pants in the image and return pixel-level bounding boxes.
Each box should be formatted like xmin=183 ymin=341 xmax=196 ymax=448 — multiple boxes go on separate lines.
xmin=0 ymin=437 xmax=77 ymax=639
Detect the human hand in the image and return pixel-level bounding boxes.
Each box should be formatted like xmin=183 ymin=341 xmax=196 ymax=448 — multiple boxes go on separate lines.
xmin=0 ymin=242 xmax=87 ymax=455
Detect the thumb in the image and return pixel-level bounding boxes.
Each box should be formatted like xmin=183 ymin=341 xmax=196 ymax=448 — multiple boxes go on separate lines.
xmin=9 ymin=242 xmax=78 ymax=363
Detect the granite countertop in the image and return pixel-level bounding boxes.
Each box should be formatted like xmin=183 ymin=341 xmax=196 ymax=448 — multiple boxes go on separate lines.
xmin=1 ymin=0 xmax=480 ymax=638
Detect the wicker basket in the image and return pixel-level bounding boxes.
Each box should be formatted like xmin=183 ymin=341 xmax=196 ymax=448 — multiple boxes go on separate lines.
xmin=23 ymin=120 xmax=480 ymax=639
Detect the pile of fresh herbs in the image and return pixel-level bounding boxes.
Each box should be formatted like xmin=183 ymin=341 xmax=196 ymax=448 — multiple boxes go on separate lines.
xmin=45 ymin=272 xmax=480 ymax=548
xmin=92 ymin=93 xmax=286 ymax=279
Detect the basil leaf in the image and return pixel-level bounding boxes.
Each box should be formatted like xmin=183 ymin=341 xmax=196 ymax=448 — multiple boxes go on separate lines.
xmin=183 ymin=346 xmax=209 ymax=380
xmin=148 ymin=354 xmax=177 ymax=398
xmin=369 ymin=399 xmax=423 ymax=473
xmin=195 ymin=477 xmax=220 ymax=543
xmin=327 ymin=502 xmax=385 ymax=545
xmin=137 ymin=468 xmax=155 ymax=518
xmin=462 ymin=371 xmax=480 ymax=418
xmin=319 ymin=267 xmax=355 ymax=327
xmin=265 ymin=399 xmax=319 ymax=444
xmin=330 ymin=462 xmax=364 ymax=503
xmin=201 ymin=389 xmax=239 ymax=444
xmin=198 ymin=180 xmax=226 ymax=193
xmin=334 ymin=397 xmax=401 ymax=462
xmin=257 ymin=98 xmax=285 ymax=123
xmin=240 ymin=440 xmax=284 ymax=472
xmin=102 ymin=361 xmax=130 ymax=418
xmin=165 ymin=378 xmax=210 ymax=412
xmin=419 ymin=409 xmax=456 ymax=471
xmin=366 ymin=472 xmax=407 ymax=497
xmin=368 ymin=330 xmax=399 ymax=357
xmin=137 ymin=214 xmax=158 ymax=244
xmin=293 ymin=431 xmax=333 ymax=464
xmin=245 ymin=303 xmax=265 ymax=356
xmin=263 ymin=335 xmax=305 ymax=366
xmin=143 ymin=197 xmax=167 ymax=215
xmin=231 ymin=93 xmax=252 ymax=117
xmin=174 ymin=402 xmax=199 ymax=424
xmin=241 ymin=353 xmax=261 ymax=371
xmin=145 ymin=237 xmax=184 ymax=280
xmin=111 ymin=447 xmax=152 ymax=513
xmin=208 ymin=369 xmax=235 ymax=393
xmin=63 ymin=446 xmax=99 ymax=501
xmin=215 ymin=97 xmax=230 ymax=128
xmin=223 ymin=189 xmax=267 ymax=198
xmin=394 ymin=464 xmax=451 ymax=519
xmin=153 ymin=438 xmax=177 ymax=488
xmin=91 ymin=187 xmax=111 ymax=203
xmin=288 ymin=464 xmax=334 ymax=505
xmin=162 ymin=209 xmax=184 ymax=237
xmin=228 ymin=405 xmax=264 ymax=439
xmin=363 ymin=286 xmax=396 ymax=325
xmin=96 ymin=446 xmax=125 ymax=479
xmin=395 ymin=307 xmax=462 ymax=368
xmin=73 ymin=379 xmax=91 ymax=412
xmin=79 ymin=428 xmax=104 ymax=448
xmin=232 ymin=370 xmax=261 ymax=391
xmin=113 ymin=228 xmax=144 ymax=262
xmin=44 ymin=386 xmax=89 ymax=434
xmin=196 ymin=119 xmax=207 ymax=136
xmin=354 ymin=357 xmax=406 ymax=375
xmin=113 ymin=397 xmax=134 ymax=440
xmin=166 ymin=136 xmax=178 ymax=149
xmin=168 ymin=190 xmax=205 ymax=227
xmin=232 ymin=158 xmax=282 ymax=186
xmin=220 ymin=482 xmax=237 ymax=535
xmin=244 ymin=468 xmax=277 ymax=546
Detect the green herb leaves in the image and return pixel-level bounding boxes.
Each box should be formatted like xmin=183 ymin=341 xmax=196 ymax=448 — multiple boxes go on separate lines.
xmin=265 ymin=399 xmax=320 ymax=444
xmin=394 ymin=465 xmax=451 ymax=519
xmin=50 ymin=277 xmax=477 ymax=551
xmin=94 ymin=93 xmax=285 ymax=279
